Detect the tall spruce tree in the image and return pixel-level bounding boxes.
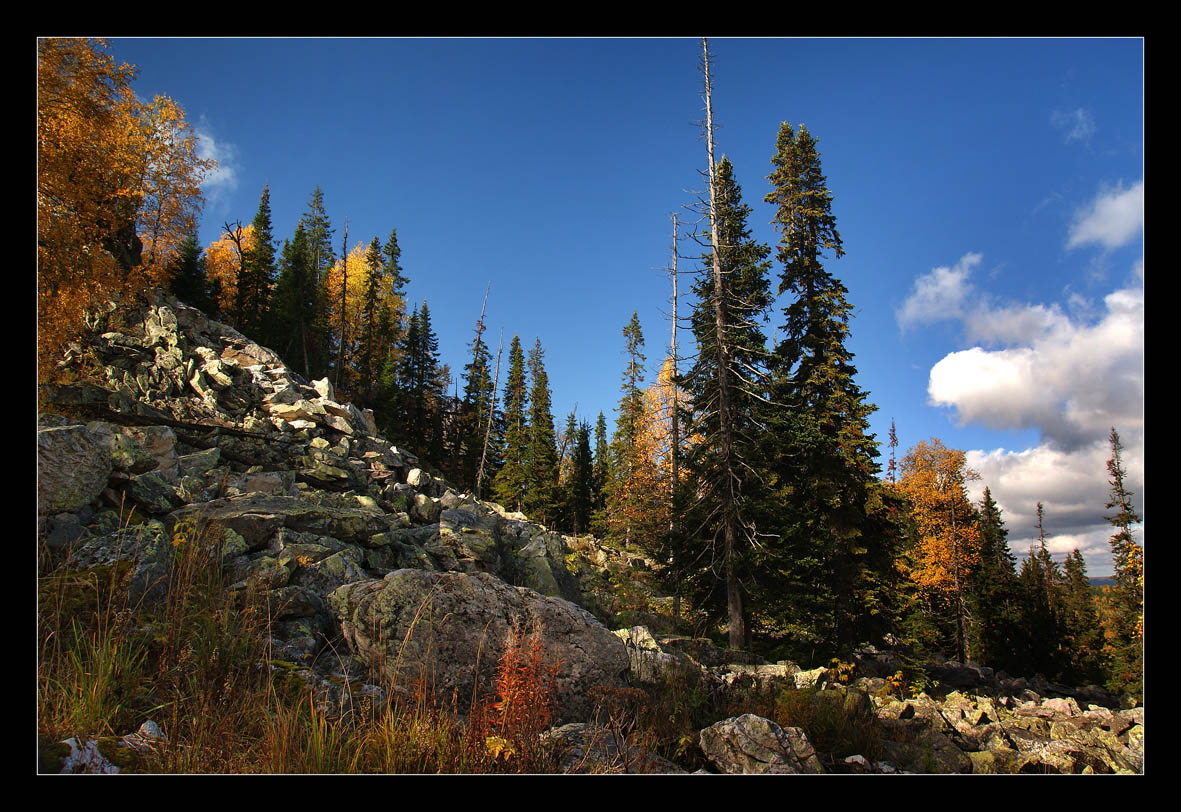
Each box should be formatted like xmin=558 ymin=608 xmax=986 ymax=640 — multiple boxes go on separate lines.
xmin=523 ymin=338 xmax=560 ymax=526
xmin=604 ymin=312 xmax=648 ymax=546
xmin=968 ymin=487 xmax=1026 ymax=673
xmin=166 ymin=229 xmax=215 ymax=315
xmin=1104 ymin=427 xmax=1143 ymax=698
xmin=567 ymin=421 xmax=594 ymax=536
xmin=236 ymin=184 xmax=276 ymax=338
xmin=591 ymin=411 xmax=610 ymax=535
xmin=302 ymin=187 xmax=335 ymax=379
xmin=356 ymin=236 xmax=387 ymax=403
xmin=269 ymin=222 xmax=320 ymax=375
xmin=394 ymin=301 xmax=446 ymax=462
xmin=1060 ymin=548 xmax=1107 ymax=685
xmin=1017 ymin=502 xmax=1069 ymax=678
xmin=459 ymin=296 xmax=497 ymax=493
xmin=680 ymin=142 xmax=773 ymax=647
xmin=492 ymin=335 xmax=529 ymax=513
xmin=760 ymin=121 xmax=885 ymax=655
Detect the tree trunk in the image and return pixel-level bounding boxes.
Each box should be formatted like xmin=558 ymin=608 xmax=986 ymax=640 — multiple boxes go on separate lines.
xmin=702 ymin=37 xmax=745 ymax=651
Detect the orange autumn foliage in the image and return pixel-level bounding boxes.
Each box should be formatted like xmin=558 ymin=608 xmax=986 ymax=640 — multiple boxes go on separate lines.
xmin=896 ymin=439 xmax=983 ymax=600
xmin=322 ymin=242 xmax=405 ymax=397
xmin=204 ymin=223 xmax=257 ymax=320
xmin=37 ymin=38 xmax=213 ymax=382
xmin=607 ymin=357 xmax=692 ymax=546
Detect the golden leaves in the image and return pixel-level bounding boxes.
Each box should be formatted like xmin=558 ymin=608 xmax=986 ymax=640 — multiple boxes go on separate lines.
xmin=896 ymin=439 xmax=983 ymax=598
xmin=37 ymin=38 xmax=213 ymax=381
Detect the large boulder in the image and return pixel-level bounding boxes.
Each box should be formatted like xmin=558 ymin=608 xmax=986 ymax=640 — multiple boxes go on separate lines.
xmin=698 ymin=714 xmax=824 ymax=774
xmin=329 ymin=569 xmax=629 ymax=723
xmin=38 ymin=423 xmax=112 ymax=515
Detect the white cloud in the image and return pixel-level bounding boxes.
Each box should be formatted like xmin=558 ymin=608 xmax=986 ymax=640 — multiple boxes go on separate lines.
xmin=1067 ymin=179 xmax=1144 ymax=251
xmin=966 ymin=435 xmax=1144 ymax=577
xmin=895 ymin=252 xmax=981 ymax=330
xmin=194 ymin=117 xmax=240 ymax=211
xmin=1051 ymin=107 xmax=1096 ymax=145
xmin=928 ymin=282 xmax=1143 ymax=451
xmin=907 ymin=252 xmax=1145 ymax=577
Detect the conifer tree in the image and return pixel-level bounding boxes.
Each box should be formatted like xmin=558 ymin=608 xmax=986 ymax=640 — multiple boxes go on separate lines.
xmin=523 ymin=338 xmax=560 ymax=526
xmin=566 ymin=421 xmax=595 ymax=536
xmin=236 ymin=184 xmax=276 ymax=338
xmin=269 ymin=222 xmax=321 ymax=376
xmin=604 ymin=312 xmax=649 ymax=546
xmin=590 ymin=411 xmax=610 ymax=535
xmin=1060 ymin=548 xmax=1107 ymax=685
xmin=967 ymin=487 xmax=1026 ymax=673
xmin=1017 ymin=509 xmax=1072 ymax=681
xmin=459 ymin=294 xmax=497 ymax=493
xmin=356 ymin=236 xmax=387 ymax=402
xmin=1104 ymin=427 xmax=1143 ymax=698
xmin=302 ymin=186 xmax=335 ymax=379
xmin=383 ymin=228 xmax=409 ymax=296
xmin=759 ymin=121 xmax=884 ymax=654
xmin=680 ymin=54 xmax=774 ymax=648
xmin=393 ymin=301 xmax=446 ymax=462
xmin=492 ymin=335 xmax=530 ymax=513
xmin=166 ymin=229 xmax=214 ymax=314
xmin=887 ymin=419 xmax=899 ymax=486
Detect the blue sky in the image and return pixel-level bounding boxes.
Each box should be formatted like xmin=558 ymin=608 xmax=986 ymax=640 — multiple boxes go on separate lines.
xmin=108 ymin=37 xmax=1143 ymax=576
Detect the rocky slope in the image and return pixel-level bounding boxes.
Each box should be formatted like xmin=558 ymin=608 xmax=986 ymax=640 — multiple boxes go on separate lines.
xmin=37 ymin=290 xmax=1143 ymax=774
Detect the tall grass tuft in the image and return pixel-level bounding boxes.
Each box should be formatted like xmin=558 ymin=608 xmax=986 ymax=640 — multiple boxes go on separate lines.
xmin=40 ymin=512 xmax=572 ymax=773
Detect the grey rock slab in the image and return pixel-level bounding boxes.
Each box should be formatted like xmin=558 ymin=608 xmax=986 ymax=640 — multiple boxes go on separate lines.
xmin=38 ymin=424 xmax=112 ymax=515
xmin=698 ymin=714 xmax=824 ymax=774
xmin=329 ymin=569 xmax=629 ymax=724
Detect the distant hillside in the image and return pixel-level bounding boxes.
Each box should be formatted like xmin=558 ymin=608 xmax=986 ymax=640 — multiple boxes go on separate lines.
xmin=1089 ymin=576 xmax=1116 ymax=587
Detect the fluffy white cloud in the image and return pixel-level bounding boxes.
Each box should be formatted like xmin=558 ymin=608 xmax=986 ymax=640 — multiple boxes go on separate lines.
xmin=928 ymin=284 xmax=1142 ymax=451
xmin=1067 ymin=179 xmax=1144 ymax=251
xmin=895 ymin=252 xmax=980 ymax=330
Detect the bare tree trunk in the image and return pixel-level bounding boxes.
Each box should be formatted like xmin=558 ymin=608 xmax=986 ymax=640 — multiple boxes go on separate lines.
xmin=702 ymin=37 xmax=745 ymax=651
xmin=950 ymin=488 xmax=968 ymax=663
xmin=476 ymin=325 xmax=502 ymax=500
xmin=334 ymin=217 xmax=349 ymax=393
xmin=669 ymin=212 xmax=682 ymax=622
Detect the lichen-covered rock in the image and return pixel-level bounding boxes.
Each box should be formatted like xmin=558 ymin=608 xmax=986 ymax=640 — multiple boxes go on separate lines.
xmin=329 ymin=569 xmax=628 ymax=723
xmin=614 ymin=626 xmax=706 ymax=688
xmin=543 ymin=723 xmax=687 ymax=774
xmin=699 ymin=714 xmax=824 ymax=774
xmin=38 ymin=423 xmax=112 ymax=515
xmin=69 ymin=519 xmax=174 ymax=605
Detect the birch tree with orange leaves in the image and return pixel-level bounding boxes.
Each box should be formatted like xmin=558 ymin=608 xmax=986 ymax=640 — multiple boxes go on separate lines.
xmin=37 ymin=38 xmax=212 ymax=380
xmin=896 ymin=438 xmax=983 ymax=663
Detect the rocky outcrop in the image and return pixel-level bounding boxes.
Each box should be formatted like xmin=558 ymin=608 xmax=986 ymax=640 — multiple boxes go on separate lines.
xmin=37 ymin=422 xmax=111 ymax=515
xmin=329 ymin=569 xmax=629 ymax=724
xmin=699 ymin=714 xmax=824 ymax=774
xmin=542 ymin=723 xmax=687 ymax=774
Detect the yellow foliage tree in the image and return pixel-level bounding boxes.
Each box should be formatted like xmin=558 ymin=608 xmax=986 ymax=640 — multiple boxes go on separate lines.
xmin=608 ymin=357 xmax=692 ymax=554
xmin=896 ymin=438 xmax=983 ymax=662
xmin=37 ymin=37 xmax=213 ymax=381
xmin=322 ymin=241 xmax=404 ymax=399
xmin=203 ymin=223 xmax=256 ymax=321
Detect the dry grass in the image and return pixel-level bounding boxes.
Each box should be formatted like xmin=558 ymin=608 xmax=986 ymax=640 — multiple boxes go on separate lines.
xmin=38 ymin=513 xmax=575 ymax=773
